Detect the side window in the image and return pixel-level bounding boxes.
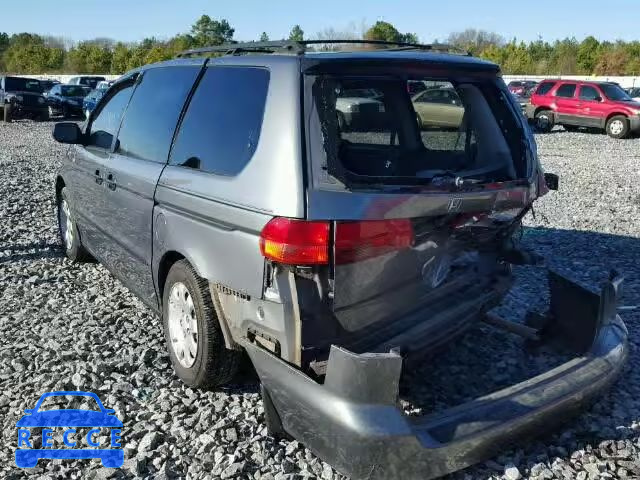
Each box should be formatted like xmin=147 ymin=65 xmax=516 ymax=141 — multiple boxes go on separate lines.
xmin=115 ymin=66 xmax=200 ymax=163
xmin=579 ymin=85 xmax=601 ymax=101
xmin=51 ymin=85 xmax=60 ymax=95
xmin=536 ymin=82 xmax=556 ymax=96
xmin=87 ymin=85 xmax=134 ymax=150
xmin=555 ymin=84 xmax=577 ymax=98
xmin=169 ymin=66 xmax=270 ymax=176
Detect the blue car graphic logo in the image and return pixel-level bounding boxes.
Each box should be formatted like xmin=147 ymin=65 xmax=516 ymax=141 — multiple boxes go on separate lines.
xmin=15 ymin=391 xmax=123 ymax=468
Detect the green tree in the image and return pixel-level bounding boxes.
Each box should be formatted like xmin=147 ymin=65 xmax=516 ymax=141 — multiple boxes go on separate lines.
xmin=448 ymin=29 xmax=504 ymax=55
xmin=190 ymin=15 xmax=234 ymax=47
xmin=66 ymin=42 xmax=112 ymax=73
xmin=576 ymin=36 xmax=600 ymax=74
xmin=288 ymin=25 xmax=304 ymax=42
xmin=401 ymin=32 xmax=419 ymax=44
xmin=364 ymin=21 xmax=403 ymax=43
xmin=111 ymin=42 xmax=132 ymax=74
xmin=259 ymin=32 xmax=269 ymax=42
xmin=551 ymin=38 xmax=579 ymax=75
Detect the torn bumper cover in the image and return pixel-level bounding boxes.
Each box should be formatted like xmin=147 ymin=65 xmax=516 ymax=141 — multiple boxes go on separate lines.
xmin=246 ymin=273 xmax=628 ymax=480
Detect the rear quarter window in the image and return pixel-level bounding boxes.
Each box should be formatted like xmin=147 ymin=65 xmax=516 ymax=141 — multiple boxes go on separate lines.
xmin=535 ymin=82 xmax=556 ymax=96
xmin=169 ymin=66 xmax=270 ymax=176
xmin=554 ymin=84 xmax=577 ymax=98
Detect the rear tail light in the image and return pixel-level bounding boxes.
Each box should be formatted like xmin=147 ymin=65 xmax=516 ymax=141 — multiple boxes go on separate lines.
xmin=259 ymin=218 xmax=329 ymax=265
xmin=259 ymin=218 xmax=414 ymax=266
xmin=335 ymin=219 xmax=413 ymax=264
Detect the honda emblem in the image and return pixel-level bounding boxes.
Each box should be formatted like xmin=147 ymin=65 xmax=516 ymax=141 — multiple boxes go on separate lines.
xmin=447 ymin=198 xmax=463 ymax=212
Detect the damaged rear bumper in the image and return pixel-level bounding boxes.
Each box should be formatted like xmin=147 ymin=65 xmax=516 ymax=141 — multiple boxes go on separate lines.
xmin=246 ymin=273 xmax=628 ymax=480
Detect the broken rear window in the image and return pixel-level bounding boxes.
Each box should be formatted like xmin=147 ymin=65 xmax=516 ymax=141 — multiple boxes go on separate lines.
xmin=309 ymin=75 xmax=527 ymax=188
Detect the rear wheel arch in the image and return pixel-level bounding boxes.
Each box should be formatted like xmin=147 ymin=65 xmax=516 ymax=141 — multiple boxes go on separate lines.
xmin=157 ymin=251 xmax=186 ymax=301
xmin=534 ymin=106 xmax=554 ymax=117
xmin=157 ymin=251 xmax=240 ymax=351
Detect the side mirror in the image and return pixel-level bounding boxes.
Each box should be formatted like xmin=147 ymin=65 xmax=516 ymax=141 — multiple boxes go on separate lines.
xmin=544 ymin=172 xmax=559 ymax=191
xmin=53 ymin=122 xmax=83 ymax=144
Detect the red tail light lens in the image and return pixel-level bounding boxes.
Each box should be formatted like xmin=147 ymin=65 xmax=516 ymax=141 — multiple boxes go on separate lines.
xmin=260 ymin=218 xmax=329 ymax=265
xmin=335 ymin=219 xmax=414 ymax=264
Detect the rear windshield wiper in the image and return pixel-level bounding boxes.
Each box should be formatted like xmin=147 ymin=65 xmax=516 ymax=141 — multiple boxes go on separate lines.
xmin=429 ymin=172 xmax=483 ymax=189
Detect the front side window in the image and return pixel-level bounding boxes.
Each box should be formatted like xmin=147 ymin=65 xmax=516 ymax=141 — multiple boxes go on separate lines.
xmin=115 ymin=66 xmax=200 ymax=163
xmin=169 ymin=66 xmax=270 ymax=175
xmin=87 ymin=85 xmax=134 ymax=150
xmin=555 ymin=84 xmax=577 ymax=98
xmin=600 ymin=84 xmax=632 ymax=101
xmin=579 ymin=85 xmax=601 ymax=101
xmin=61 ymin=85 xmax=88 ymax=97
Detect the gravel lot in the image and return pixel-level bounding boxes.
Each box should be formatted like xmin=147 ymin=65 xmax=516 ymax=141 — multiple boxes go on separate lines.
xmin=0 ymin=121 xmax=639 ymax=480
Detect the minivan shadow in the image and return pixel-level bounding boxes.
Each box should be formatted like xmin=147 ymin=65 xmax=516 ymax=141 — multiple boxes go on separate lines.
xmin=0 ymin=241 xmax=64 ymax=265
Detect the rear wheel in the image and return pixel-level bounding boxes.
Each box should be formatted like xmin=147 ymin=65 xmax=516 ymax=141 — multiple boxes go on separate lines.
xmin=337 ymin=112 xmax=348 ymax=132
xmin=415 ymin=113 xmax=423 ymax=130
xmin=534 ymin=109 xmax=554 ymax=133
xmin=163 ymin=260 xmax=241 ymax=389
xmin=606 ymin=115 xmax=629 ymax=139
xmin=3 ymin=103 xmax=12 ymax=122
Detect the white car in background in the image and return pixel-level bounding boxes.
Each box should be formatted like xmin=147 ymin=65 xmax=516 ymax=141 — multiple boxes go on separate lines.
xmin=335 ymin=88 xmax=385 ymax=131
xmin=628 ymin=87 xmax=640 ymax=102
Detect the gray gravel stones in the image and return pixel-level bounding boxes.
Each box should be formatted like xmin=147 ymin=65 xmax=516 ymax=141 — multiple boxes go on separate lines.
xmin=1 ymin=120 xmax=639 ymax=479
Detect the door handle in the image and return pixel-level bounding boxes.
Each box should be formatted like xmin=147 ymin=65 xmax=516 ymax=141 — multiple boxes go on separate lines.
xmin=94 ymin=169 xmax=103 ymax=185
xmin=106 ymin=172 xmax=116 ymax=191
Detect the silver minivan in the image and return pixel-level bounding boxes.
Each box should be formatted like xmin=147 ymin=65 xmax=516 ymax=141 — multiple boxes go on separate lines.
xmin=53 ymin=41 xmax=627 ymax=480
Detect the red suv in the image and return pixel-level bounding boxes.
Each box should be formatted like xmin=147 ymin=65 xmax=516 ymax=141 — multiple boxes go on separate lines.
xmin=526 ymin=79 xmax=640 ymax=138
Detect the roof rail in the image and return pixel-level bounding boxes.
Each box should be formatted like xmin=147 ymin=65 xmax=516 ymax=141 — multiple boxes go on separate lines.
xmin=176 ymin=40 xmax=470 ymax=58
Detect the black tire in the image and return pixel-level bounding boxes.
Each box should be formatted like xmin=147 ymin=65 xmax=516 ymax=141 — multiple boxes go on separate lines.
xmin=337 ymin=112 xmax=348 ymax=132
xmin=416 ymin=113 xmax=423 ymax=130
xmin=57 ymin=187 xmax=91 ymax=262
xmin=534 ymin=109 xmax=554 ymax=133
xmin=563 ymin=125 xmax=580 ymax=132
xmin=4 ymin=104 xmax=12 ymax=123
xmin=261 ymin=383 xmax=291 ymax=440
xmin=606 ymin=115 xmax=630 ymax=139
xmin=162 ymin=260 xmax=241 ymax=389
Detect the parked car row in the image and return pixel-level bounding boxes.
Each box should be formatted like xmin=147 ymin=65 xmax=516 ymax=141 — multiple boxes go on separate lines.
xmin=0 ymin=75 xmax=112 ymax=122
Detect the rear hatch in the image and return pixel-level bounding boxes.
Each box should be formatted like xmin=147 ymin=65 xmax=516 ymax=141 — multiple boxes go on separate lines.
xmin=297 ymin=55 xmax=541 ymax=367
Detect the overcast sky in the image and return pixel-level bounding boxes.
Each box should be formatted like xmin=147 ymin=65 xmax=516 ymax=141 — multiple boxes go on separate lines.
xmin=5 ymin=0 xmax=640 ymax=44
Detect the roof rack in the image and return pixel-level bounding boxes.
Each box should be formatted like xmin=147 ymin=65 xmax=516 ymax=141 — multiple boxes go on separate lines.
xmin=176 ymin=40 xmax=470 ymax=58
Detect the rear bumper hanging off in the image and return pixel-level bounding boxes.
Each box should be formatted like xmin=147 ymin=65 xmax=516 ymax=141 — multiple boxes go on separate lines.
xmin=245 ymin=272 xmax=628 ymax=480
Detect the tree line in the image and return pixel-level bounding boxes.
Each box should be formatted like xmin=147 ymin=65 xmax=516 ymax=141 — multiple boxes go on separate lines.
xmin=0 ymin=18 xmax=638 ymax=76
